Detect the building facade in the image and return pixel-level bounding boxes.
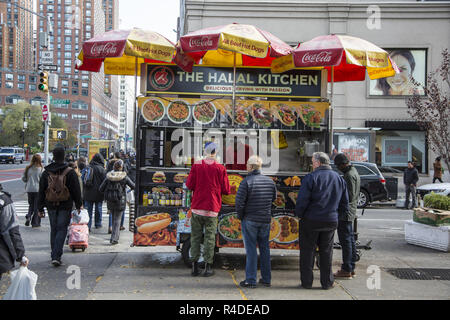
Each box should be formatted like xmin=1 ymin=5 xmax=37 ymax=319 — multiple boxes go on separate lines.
xmin=0 ymin=0 xmax=120 ymax=148
xmin=118 ymin=75 xmax=134 ymax=152
xmin=180 ymin=0 xmax=450 ymax=173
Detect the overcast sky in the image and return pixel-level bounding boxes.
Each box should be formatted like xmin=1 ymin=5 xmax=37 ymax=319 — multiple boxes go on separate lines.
xmin=119 ymin=0 xmax=180 ymax=43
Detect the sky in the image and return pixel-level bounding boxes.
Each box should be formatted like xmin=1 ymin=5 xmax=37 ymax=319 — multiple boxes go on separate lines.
xmin=119 ymin=0 xmax=181 ymax=43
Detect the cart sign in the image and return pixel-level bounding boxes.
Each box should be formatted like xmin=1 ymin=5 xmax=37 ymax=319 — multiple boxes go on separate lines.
xmin=142 ymin=64 xmax=327 ymax=99
xmin=41 ymin=104 xmax=49 ymax=121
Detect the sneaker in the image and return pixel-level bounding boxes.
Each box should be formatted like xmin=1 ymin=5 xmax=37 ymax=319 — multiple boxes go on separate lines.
xmin=334 ymin=269 xmax=353 ymax=279
xmin=110 ymin=240 xmax=119 ymax=245
xmin=300 ymin=284 xmax=312 ymax=289
xmin=258 ymin=279 xmax=271 ymax=287
xmin=52 ymin=260 xmax=61 ymax=267
xmin=351 ymin=271 xmax=356 ymax=277
xmin=25 ymin=218 xmax=30 ymax=227
xmin=239 ymin=280 xmax=256 ymax=288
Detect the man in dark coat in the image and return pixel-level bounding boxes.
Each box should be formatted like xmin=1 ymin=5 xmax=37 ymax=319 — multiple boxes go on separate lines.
xmin=38 ymin=146 xmax=82 ymax=267
xmin=295 ymin=152 xmax=349 ymax=290
xmin=333 ymin=153 xmax=361 ymax=279
xmin=403 ymin=161 xmax=419 ymax=209
xmin=83 ymin=153 xmax=106 ymax=230
xmin=0 ymin=185 xmax=28 ymax=279
xmin=235 ymin=155 xmax=276 ymax=288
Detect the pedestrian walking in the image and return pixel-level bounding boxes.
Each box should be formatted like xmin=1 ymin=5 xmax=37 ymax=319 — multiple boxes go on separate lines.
xmin=295 ymin=152 xmax=349 ymax=290
xmin=107 ymin=152 xmax=121 ymax=173
xmin=38 ymin=146 xmax=82 ymax=267
xmin=99 ymin=160 xmax=135 ymax=245
xmin=106 ymin=152 xmax=127 ymax=233
xmin=433 ymin=157 xmax=443 ymax=183
xmin=0 ymin=184 xmax=29 ymax=280
xmin=22 ymin=154 xmax=44 ymax=228
xmin=186 ymin=142 xmax=231 ymax=277
xmin=77 ymin=156 xmax=87 ymax=173
xmin=333 ymin=153 xmax=361 ymax=279
xmin=403 ymin=161 xmax=419 ymax=209
xmin=83 ymin=153 xmax=106 ymax=231
xmin=235 ymin=155 xmax=276 ymax=288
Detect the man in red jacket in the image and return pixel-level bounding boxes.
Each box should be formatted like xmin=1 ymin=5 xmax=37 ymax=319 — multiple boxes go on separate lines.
xmin=186 ymin=142 xmax=231 ymax=277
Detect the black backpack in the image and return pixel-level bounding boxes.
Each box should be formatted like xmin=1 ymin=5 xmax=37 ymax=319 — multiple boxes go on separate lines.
xmin=104 ymin=180 xmax=123 ymax=203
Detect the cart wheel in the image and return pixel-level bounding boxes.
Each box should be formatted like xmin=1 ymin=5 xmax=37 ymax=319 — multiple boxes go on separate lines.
xmin=355 ymin=251 xmax=361 ymax=262
xmin=181 ymin=239 xmax=191 ymax=268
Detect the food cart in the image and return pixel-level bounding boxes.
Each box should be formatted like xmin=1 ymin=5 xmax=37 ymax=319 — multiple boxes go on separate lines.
xmin=132 ymin=63 xmax=329 ymax=266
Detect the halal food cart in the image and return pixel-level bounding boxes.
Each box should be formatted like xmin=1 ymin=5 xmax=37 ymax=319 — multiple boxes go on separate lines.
xmin=132 ymin=63 xmax=329 ymax=266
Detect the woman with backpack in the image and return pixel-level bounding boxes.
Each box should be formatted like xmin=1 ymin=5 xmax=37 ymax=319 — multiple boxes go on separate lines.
xmin=99 ymin=160 xmax=135 ymax=245
xmin=22 ymin=154 xmax=44 ymax=228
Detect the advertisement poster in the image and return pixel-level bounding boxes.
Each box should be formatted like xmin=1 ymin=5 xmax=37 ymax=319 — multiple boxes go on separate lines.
xmin=333 ymin=133 xmax=370 ymax=162
xmin=382 ymin=138 xmax=411 ymax=166
xmin=369 ymin=49 xmax=426 ymax=96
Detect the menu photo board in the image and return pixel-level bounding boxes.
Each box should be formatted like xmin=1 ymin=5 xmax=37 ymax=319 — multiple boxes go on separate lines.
xmin=382 ymin=137 xmax=411 ymax=167
xmin=138 ymin=96 xmax=329 ymax=130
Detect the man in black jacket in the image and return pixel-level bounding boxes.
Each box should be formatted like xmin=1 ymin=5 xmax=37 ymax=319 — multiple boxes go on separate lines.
xmin=38 ymin=146 xmax=82 ymax=267
xmin=84 ymin=153 xmax=106 ymax=231
xmin=235 ymin=155 xmax=277 ymax=288
xmin=404 ymin=161 xmax=419 ymax=209
xmin=0 ymin=184 xmax=29 ymax=279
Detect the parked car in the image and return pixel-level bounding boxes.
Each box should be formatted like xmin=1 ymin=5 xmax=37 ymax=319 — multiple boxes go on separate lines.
xmin=331 ymin=161 xmax=390 ymax=208
xmin=378 ymin=166 xmax=403 ymax=174
xmin=0 ymin=147 xmax=25 ymax=164
xmin=416 ymin=183 xmax=450 ymax=198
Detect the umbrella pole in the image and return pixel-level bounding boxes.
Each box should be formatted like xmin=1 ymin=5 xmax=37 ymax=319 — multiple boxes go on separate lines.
xmin=232 ymin=52 xmax=236 ymax=127
xmin=133 ymin=56 xmax=138 ymax=150
xmin=329 ymin=66 xmax=334 ymax=155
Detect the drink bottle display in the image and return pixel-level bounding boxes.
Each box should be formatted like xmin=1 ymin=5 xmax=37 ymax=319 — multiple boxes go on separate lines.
xmin=143 ymin=192 xmax=148 ymax=207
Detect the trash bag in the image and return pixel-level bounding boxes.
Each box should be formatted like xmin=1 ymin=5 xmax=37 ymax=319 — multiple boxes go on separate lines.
xmin=3 ymin=266 xmax=38 ymax=300
xmin=71 ymin=208 xmax=89 ymax=225
xmin=126 ymin=187 xmax=134 ymax=205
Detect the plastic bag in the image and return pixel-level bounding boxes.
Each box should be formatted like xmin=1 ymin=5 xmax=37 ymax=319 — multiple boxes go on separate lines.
xmin=71 ymin=208 xmax=89 ymax=225
xmin=126 ymin=187 xmax=134 ymax=204
xmin=3 ymin=266 xmax=38 ymax=300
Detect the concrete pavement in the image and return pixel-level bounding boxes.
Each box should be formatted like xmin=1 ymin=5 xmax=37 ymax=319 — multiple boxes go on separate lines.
xmin=0 ymin=207 xmax=449 ymax=300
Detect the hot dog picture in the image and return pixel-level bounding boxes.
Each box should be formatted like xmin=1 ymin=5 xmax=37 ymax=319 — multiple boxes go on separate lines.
xmin=136 ymin=213 xmax=172 ymax=234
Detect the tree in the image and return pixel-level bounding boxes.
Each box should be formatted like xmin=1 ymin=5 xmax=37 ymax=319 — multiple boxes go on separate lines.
xmin=406 ymin=48 xmax=450 ymax=173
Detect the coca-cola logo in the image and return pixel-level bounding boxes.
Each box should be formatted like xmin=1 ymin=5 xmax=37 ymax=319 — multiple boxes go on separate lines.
xmin=90 ymin=42 xmax=119 ymax=57
xmin=188 ymin=36 xmax=214 ymax=48
xmin=301 ymin=51 xmax=333 ymax=64
xmin=149 ymin=66 xmax=174 ymax=91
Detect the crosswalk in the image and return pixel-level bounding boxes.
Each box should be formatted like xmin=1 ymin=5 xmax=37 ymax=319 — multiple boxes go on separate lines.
xmin=13 ymin=200 xmax=109 ymax=218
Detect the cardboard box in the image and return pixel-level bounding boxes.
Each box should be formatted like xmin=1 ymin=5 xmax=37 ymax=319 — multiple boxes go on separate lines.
xmin=413 ymin=207 xmax=450 ymax=226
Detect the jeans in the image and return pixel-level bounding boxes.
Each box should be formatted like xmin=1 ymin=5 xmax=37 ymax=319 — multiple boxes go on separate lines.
xmin=337 ymin=220 xmax=356 ymax=273
xmin=26 ymin=192 xmax=40 ymax=227
xmin=85 ymin=201 xmax=103 ymax=230
xmin=190 ymin=213 xmax=217 ymax=265
xmin=110 ymin=209 xmax=123 ymax=243
xmin=48 ymin=209 xmax=71 ymax=261
xmin=241 ymin=219 xmax=271 ymax=285
xmin=109 ymin=211 xmax=125 ymax=229
xmin=299 ymin=218 xmax=337 ymax=289
xmin=404 ymin=185 xmax=417 ymax=209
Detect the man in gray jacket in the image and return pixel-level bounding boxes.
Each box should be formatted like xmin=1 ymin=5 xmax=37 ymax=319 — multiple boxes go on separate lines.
xmin=333 ymin=154 xmax=361 ymax=279
xmin=235 ymin=155 xmax=277 ymax=288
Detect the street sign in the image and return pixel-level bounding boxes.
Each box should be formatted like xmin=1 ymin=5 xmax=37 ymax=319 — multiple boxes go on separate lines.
xmin=51 ymin=98 xmax=70 ymax=104
xmin=38 ymin=64 xmax=58 ymax=72
xmin=40 ymin=50 xmax=54 ymax=64
xmin=41 ymin=104 xmax=49 ymax=121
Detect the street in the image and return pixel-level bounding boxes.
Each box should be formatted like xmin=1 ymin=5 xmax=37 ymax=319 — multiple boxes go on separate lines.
xmin=0 ymin=163 xmax=449 ymax=300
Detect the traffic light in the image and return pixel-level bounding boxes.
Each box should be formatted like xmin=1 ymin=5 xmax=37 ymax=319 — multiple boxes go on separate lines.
xmin=38 ymin=71 xmax=49 ymax=92
xmin=57 ymin=130 xmax=67 ymax=140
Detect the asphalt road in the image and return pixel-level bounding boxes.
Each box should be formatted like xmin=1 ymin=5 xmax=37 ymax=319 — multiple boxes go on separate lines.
xmin=0 ymin=162 xmax=29 ymax=201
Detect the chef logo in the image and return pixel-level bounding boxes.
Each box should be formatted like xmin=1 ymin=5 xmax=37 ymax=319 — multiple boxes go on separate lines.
xmin=149 ymin=66 xmax=174 ymax=91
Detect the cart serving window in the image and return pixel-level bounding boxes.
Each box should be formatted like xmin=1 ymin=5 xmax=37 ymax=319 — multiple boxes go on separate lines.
xmin=133 ymin=63 xmax=329 ymax=266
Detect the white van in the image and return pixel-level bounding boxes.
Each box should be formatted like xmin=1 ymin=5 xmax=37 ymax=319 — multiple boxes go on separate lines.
xmin=0 ymin=147 xmax=25 ymax=164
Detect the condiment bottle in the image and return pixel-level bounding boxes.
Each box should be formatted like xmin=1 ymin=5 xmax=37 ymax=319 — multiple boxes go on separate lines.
xmin=143 ymin=192 xmax=148 ymax=207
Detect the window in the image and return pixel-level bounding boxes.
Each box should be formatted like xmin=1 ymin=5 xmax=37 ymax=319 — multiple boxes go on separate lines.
xmin=81 ymin=89 xmax=89 ymax=96
xmin=354 ymin=165 xmax=375 ymax=176
xmin=5 ymin=82 xmax=13 ymax=88
xmin=64 ymin=59 xmax=72 ymax=66
xmin=62 ymin=87 xmax=69 ymax=94
xmin=5 ymin=73 xmax=13 ymax=81
xmin=72 ymin=114 xmax=87 ymax=120
xmin=29 ymin=84 xmax=36 ymax=91
xmin=72 ymin=80 xmax=78 ymax=87
xmin=65 ymin=52 xmax=72 ymax=58
xmin=64 ymin=67 xmax=71 ymax=74
xmin=81 ymin=82 xmax=89 ymax=88
xmin=18 ymin=74 xmax=25 ymax=82
xmin=18 ymin=83 xmax=25 ymax=90
xmin=72 ymin=88 xmax=78 ymax=95
xmin=62 ymin=80 xmax=69 ymax=87
xmin=56 ymin=113 xmax=68 ymax=119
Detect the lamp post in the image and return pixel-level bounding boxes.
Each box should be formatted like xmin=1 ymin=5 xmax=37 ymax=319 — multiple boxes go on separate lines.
xmin=22 ymin=109 xmax=31 ymax=150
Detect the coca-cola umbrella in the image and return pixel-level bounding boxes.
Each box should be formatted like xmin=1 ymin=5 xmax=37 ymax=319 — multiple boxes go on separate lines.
xmin=75 ymin=28 xmax=176 ymax=148
xmin=175 ymin=23 xmax=293 ymax=123
xmin=271 ymin=34 xmax=399 ymax=153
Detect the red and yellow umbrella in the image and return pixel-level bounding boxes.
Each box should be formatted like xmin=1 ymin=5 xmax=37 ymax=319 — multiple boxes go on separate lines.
xmin=76 ymin=28 xmax=176 ymax=76
xmin=271 ymin=34 xmax=400 ymax=154
xmin=176 ymin=23 xmax=293 ymax=71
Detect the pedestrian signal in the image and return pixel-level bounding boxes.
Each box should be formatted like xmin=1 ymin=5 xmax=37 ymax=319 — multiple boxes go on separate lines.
xmin=57 ymin=130 xmax=67 ymax=140
xmin=39 ymin=71 xmax=49 ymax=92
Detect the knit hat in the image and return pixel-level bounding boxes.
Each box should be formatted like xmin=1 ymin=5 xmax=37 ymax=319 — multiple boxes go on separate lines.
xmin=334 ymin=153 xmax=349 ymax=166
